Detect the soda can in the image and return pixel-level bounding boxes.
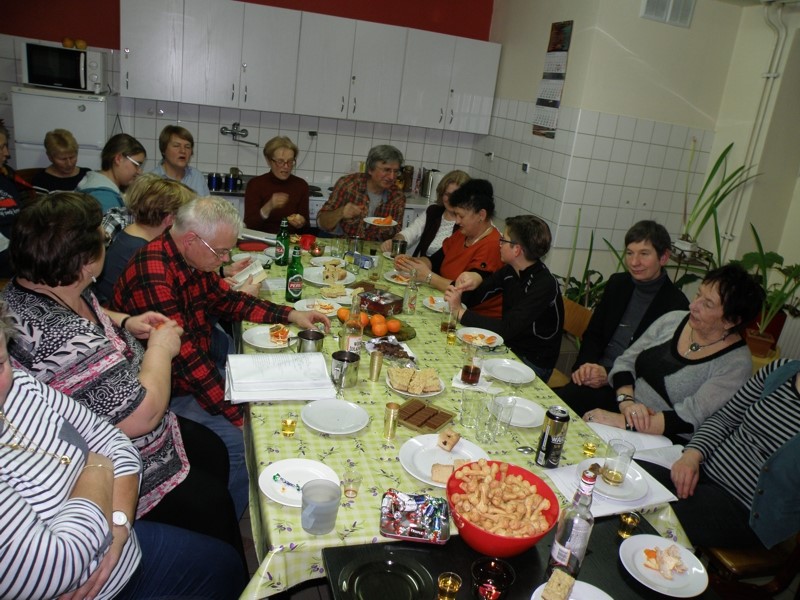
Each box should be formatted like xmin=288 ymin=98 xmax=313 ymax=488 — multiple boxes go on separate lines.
xmin=534 ymin=405 xmax=570 ymax=469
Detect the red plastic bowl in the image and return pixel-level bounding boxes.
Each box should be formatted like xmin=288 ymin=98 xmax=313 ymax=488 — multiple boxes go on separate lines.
xmin=446 ymin=460 xmax=559 ymax=557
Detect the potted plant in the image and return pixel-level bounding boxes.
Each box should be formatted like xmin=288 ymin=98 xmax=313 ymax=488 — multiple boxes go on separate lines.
xmin=735 ymin=224 xmax=800 ymax=357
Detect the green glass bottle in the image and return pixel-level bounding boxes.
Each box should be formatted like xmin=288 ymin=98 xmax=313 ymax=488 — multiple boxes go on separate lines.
xmin=285 ymin=246 xmax=304 ymax=302
xmin=275 ymin=218 xmax=289 ymax=266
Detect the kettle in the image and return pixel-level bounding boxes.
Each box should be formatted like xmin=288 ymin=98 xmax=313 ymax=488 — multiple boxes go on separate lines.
xmin=420 ymin=168 xmax=440 ymax=199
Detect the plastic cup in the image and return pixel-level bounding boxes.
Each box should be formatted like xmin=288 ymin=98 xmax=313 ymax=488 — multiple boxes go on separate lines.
xmin=341 ymin=470 xmax=362 ymax=499
xmin=602 ymin=438 xmax=636 ymax=486
xmin=301 ymin=479 xmax=341 ymax=535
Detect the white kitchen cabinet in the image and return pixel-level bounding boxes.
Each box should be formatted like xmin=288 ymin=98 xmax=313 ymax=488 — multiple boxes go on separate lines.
xmin=294 ymin=13 xmax=356 ymax=119
xmin=120 ymin=0 xmax=184 ymax=101
xmin=446 ymin=38 xmax=501 ymax=134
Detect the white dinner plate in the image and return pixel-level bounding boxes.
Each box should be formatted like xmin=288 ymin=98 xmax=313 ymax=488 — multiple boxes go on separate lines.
xmin=258 ymin=458 xmax=340 ymax=507
xmin=231 ymin=252 xmax=272 ymax=266
xmin=483 ymin=358 xmax=536 ymax=385
xmin=619 ymin=534 xmax=708 ymax=597
xmin=310 ymin=256 xmax=344 ymax=267
xmin=383 ymin=251 xmax=395 ymax=260
xmin=499 ymin=396 xmax=546 ymax=428
xmin=531 ymin=581 xmax=614 ymax=600
xmin=293 ymin=298 xmax=341 ymax=316
xmin=304 ymin=266 xmax=356 ymax=287
xmin=419 ymin=296 xmax=466 ymax=313
xmin=385 ymin=373 xmax=445 ymax=398
xmin=456 ymin=327 xmax=504 ymax=348
xmin=577 ymin=458 xmax=649 ymax=502
xmin=320 ymin=288 xmax=358 ymax=305
xmin=301 ymin=400 xmax=370 ymax=435
xmin=242 ymin=325 xmax=292 ymax=350
xmin=399 ymin=434 xmax=488 ymax=488
xmin=364 ymin=216 xmax=398 ymax=227
xmin=384 ymin=270 xmax=411 ymax=286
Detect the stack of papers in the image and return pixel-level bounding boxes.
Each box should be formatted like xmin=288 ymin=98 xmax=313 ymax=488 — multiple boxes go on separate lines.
xmin=587 ymin=422 xmax=685 ymax=469
xmin=225 ymin=353 xmax=337 ymax=403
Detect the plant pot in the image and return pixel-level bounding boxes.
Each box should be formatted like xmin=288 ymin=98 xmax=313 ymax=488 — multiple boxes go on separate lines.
xmin=745 ymin=310 xmax=787 ymax=351
xmin=745 ymin=328 xmax=775 ymax=358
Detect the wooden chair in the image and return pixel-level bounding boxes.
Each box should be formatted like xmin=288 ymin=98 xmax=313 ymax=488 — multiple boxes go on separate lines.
xmin=547 ymin=297 xmax=593 ymax=389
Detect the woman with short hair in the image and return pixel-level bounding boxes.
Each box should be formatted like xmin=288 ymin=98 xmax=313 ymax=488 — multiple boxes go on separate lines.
xmin=153 ymin=125 xmax=208 ymax=195
xmin=32 ymin=128 xmax=91 ymax=192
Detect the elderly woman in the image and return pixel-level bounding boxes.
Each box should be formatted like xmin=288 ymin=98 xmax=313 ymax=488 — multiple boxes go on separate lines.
xmin=77 ymin=133 xmax=146 ymax=212
xmin=381 ymin=169 xmax=470 ymax=257
xmin=152 ymin=125 xmax=209 ymax=195
xmin=3 ymin=192 xmax=246 ymax=569
xmin=244 ymin=135 xmax=309 ymax=233
xmin=32 ymin=128 xmax=91 ymax=192
xmin=396 ymin=179 xmax=504 ymax=317
xmin=581 ymin=264 xmax=764 ymax=439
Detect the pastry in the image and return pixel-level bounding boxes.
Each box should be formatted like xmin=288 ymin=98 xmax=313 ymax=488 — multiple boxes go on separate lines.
xmin=540 ymin=569 xmax=575 ymax=600
xmin=437 ymin=428 xmax=461 ymax=452
xmin=431 ymin=463 xmax=454 ymax=484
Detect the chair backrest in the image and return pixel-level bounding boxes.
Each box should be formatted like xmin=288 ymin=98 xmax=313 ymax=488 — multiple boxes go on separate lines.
xmin=562 ymin=297 xmax=593 ymax=339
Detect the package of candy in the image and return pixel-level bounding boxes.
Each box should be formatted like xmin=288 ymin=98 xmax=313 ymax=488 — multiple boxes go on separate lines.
xmin=379 ymin=489 xmax=450 ymax=545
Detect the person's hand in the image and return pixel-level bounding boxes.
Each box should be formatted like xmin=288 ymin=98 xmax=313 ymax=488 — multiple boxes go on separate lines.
xmin=671 ymin=449 xmax=703 ymax=498
xmin=444 ymin=285 xmax=463 ymax=311
xmin=59 ymin=528 xmax=126 ymax=600
xmin=147 ymin=320 xmax=184 ymax=358
xmin=342 ymin=202 xmax=366 ymax=220
xmin=232 ymin=276 xmax=259 ymax=297
xmin=620 ymin=401 xmax=653 ymax=432
xmin=394 ymin=254 xmax=424 ymax=273
xmin=287 ymin=213 xmax=306 ymax=229
xmin=223 ymin=256 xmax=254 ymax=278
xmin=571 ymin=363 xmax=608 ymax=388
xmin=269 ymin=192 xmax=290 ymax=210
xmin=453 ymin=271 xmax=482 ymax=292
xmin=583 ymin=408 xmax=625 ymax=429
xmin=124 ymin=312 xmax=172 ymax=340
xmin=288 ymin=310 xmax=331 ymax=333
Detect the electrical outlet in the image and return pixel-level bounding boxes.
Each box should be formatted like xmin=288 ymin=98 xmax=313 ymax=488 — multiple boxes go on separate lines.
xmin=485 ymin=152 xmax=494 ymax=161
xmin=308 ymin=131 xmax=318 ymax=137
xmin=522 ymin=162 xmax=530 ymax=173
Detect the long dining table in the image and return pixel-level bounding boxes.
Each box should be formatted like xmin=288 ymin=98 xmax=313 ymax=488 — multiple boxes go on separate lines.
xmin=237 ymin=243 xmax=691 ymax=600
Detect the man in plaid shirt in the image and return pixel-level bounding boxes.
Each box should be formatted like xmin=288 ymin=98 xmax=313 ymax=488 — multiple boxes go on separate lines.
xmin=112 ymin=196 xmax=329 ymax=516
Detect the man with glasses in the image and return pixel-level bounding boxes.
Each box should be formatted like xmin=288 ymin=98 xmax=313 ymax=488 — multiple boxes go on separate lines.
xmin=244 ymin=136 xmax=309 ymax=234
xmin=317 ymin=144 xmax=405 ymax=241
xmin=444 ymin=214 xmax=563 ymax=380
xmin=111 ymin=196 xmax=330 ymax=517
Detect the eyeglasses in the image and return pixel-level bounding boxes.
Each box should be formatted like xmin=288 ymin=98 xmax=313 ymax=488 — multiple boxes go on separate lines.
xmin=498 ymin=237 xmax=518 ymax=246
xmin=196 ymin=234 xmax=234 ymax=261
xmin=269 ymin=158 xmax=295 ymax=168
xmin=125 ymin=155 xmax=145 ymax=171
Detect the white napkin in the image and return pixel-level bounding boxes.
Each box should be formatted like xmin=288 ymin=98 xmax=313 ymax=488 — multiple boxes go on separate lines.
xmin=450 ymin=372 xmax=503 ymax=393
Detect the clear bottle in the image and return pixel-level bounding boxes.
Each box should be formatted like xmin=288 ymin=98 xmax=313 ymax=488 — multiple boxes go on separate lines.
xmin=342 ymin=291 xmax=364 ymax=354
xmin=403 ymin=269 xmax=418 ymax=314
xmin=368 ymin=248 xmax=380 ymax=282
xmin=547 ymin=469 xmax=596 ymax=578
xmin=275 ymin=218 xmax=289 ymax=266
xmin=285 ymin=246 xmax=303 ymax=302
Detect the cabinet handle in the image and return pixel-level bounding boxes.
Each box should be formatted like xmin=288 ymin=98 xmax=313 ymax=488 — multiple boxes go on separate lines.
xmin=231 ymin=83 xmax=235 ymax=101
xmin=439 ymin=108 xmax=444 ymax=123
xmin=352 ymin=97 xmax=356 ymax=114
xmin=341 ymin=96 xmax=345 ymax=113
xmin=125 ymin=72 xmax=129 ymax=90
xmin=242 ymin=62 xmax=247 ymax=72
xmin=124 ymin=48 xmax=130 ymax=58
xmin=244 ymin=85 xmax=247 ymax=103
xmin=449 ymin=109 xmax=454 ymax=124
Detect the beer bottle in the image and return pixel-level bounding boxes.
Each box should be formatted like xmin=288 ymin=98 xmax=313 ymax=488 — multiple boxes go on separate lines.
xmin=343 ymin=291 xmax=364 ymax=354
xmin=285 ymin=246 xmax=303 ymax=302
xmin=275 ymin=218 xmax=289 ymax=266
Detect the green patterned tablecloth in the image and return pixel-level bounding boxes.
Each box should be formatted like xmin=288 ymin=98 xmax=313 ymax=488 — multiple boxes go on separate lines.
xmin=238 ymin=247 xmax=686 ymax=599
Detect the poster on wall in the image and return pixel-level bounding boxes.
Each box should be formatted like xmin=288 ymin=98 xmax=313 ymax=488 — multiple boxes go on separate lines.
xmin=532 ymin=20 xmax=573 ymax=139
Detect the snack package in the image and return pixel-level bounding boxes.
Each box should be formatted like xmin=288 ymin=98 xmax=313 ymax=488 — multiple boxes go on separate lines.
xmin=380 ymin=489 xmax=450 ymax=544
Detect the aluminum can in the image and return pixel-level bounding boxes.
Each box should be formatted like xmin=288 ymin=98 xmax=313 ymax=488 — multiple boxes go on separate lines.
xmin=208 ymin=172 xmax=221 ymax=191
xmin=535 ymin=405 xmax=570 ymax=468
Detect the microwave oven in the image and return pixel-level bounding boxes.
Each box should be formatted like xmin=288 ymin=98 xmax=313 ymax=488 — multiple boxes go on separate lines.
xmin=22 ymin=42 xmax=106 ymax=94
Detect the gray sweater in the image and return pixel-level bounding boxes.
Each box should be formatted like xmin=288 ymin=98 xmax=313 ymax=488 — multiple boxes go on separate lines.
xmin=608 ymin=311 xmax=752 ymax=437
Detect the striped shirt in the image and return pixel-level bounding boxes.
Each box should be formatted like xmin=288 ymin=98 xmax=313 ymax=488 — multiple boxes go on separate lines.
xmin=688 ymin=359 xmax=800 ymax=510
xmin=0 ymin=371 xmax=142 ymax=600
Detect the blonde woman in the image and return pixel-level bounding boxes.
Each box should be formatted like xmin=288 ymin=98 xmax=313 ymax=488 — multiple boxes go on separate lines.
xmin=32 ymin=128 xmax=91 ymax=192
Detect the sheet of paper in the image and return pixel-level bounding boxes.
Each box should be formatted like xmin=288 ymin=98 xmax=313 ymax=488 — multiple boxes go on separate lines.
xmin=634 ymin=445 xmax=685 ymax=470
xmin=227 ymin=353 xmax=331 ymax=391
xmin=587 ymin=422 xmax=673 ymax=452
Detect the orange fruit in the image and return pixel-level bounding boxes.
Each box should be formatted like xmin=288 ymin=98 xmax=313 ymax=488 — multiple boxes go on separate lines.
xmin=386 ymin=319 xmax=402 ymax=333
xmin=371 ymin=322 xmax=388 ymax=337
xmin=62 ymin=37 xmax=75 ymax=48
xmin=337 ymin=307 xmax=350 ymax=323
xmin=370 ymin=313 xmax=386 ymax=327
xmin=359 ymin=313 xmax=369 ymax=328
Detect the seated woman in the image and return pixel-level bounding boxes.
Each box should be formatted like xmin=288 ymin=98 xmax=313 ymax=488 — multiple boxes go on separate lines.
xmin=0 ymin=124 xmax=22 ymax=278
xmin=244 ymin=135 xmax=309 ymax=234
xmin=0 ymin=305 xmax=246 ymax=599
xmin=3 ymin=192 xmax=246 ymax=569
xmin=641 ymin=359 xmax=800 ymax=549
xmin=31 ymin=128 xmax=91 ymax=192
xmin=77 ymin=133 xmax=146 ymax=212
xmin=395 ymin=179 xmax=503 ymax=318
xmin=152 ymin=125 xmax=209 ymax=195
xmin=380 ymin=169 xmax=469 ymax=257
xmin=580 ymin=264 xmax=763 ymax=440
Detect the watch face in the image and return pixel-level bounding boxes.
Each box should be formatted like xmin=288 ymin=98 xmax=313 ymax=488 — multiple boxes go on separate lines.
xmin=113 ymin=511 xmax=128 ymax=526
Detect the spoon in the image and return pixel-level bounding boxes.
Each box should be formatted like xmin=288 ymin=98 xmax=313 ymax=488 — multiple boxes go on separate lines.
xmin=516 ymin=445 xmax=535 ymax=454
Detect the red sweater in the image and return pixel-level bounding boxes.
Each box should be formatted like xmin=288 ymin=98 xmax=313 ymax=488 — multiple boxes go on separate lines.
xmin=243 ymin=171 xmax=310 ymax=233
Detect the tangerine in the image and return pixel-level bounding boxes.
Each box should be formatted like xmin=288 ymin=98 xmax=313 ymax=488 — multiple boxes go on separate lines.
xmin=337 ymin=307 xmax=350 ymax=323
xmin=370 ymin=313 xmax=386 ymax=327
xmin=386 ymin=319 xmax=402 ymax=333
xmin=371 ymin=322 xmax=388 ymax=337
xmin=359 ymin=312 xmax=370 ymax=328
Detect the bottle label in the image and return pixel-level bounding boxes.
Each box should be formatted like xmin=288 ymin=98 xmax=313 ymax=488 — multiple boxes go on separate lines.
xmin=286 ymin=275 xmax=303 ymax=299
xmin=550 ymin=540 xmax=572 ymax=566
xmin=345 ymin=336 xmax=361 ymax=354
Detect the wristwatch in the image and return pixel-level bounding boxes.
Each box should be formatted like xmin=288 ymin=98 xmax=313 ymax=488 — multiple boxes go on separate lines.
xmin=112 ymin=510 xmax=131 ymax=532
xmin=616 ymin=393 xmax=634 ymax=404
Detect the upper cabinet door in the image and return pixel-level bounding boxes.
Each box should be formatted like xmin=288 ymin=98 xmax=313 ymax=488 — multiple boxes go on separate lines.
xmin=349 ymin=21 xmax=406 ymax=124
xmin=181 ymin=0 xmax=244 ymax=107
xmin=446 ymin=38 xmax=501 ymax=134
xmin=397 ymin=30 xmax=455 ymax=130
xmin=120 ymin=0 xmax=184 ymax=101
xmin=294 ymin=13 xmax=356 ymax=119
xmin=240 ymin=4 xmax=301 ymax=113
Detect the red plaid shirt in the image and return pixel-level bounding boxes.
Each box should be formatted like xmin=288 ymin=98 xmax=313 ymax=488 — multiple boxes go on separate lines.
xmin=111 ymin=233 xmax=292 ymax=426
xmin=318 ymin=172 xmax=405 ymax=241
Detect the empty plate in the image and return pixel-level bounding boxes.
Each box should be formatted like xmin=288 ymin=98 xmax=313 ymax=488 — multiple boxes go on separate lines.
xmin=483 ymin=358 xmax=536 ymax=384
xmin=499 ymin=396 xmax=546 ymax=428
xmin=338 ymin=555 xmax=434 ymax=600
xmin=301 ymin=400 xmax=370 ymax=435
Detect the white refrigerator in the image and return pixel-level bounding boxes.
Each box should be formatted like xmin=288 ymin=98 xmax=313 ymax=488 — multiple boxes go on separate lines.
xmin=11 ymin=86 xmax=107 ymax=170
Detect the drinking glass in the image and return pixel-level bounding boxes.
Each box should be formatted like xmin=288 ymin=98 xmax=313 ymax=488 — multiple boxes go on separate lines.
xmin=617 ymin=511 xmax=641 ymax=539
xmin=471 ymin=557 xmax=515 ymax=599
xmin=301 ymin=479 xmax=341 ymax=535
xmin=437 ymin=572 xmax=462 ymax=600
xmin=341 ymin=470 xmax=362 ymax=499
xmin=329 ymin=238 xmax=343 ymax=258
xmin=602 ymin=439 xmax=636 ymax=486
xmin=460 ymin=344 xmax=483 ymax=385
xmin=461 ymin=389 xmax=488 ymax=429
xmin=280 ymin=411 xmax=297 ymax=438
xmin=490 ymin=395 xmax=517 ymax=437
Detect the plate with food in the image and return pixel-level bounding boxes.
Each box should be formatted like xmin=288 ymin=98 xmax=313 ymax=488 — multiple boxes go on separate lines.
xmin=619 ymin=534 xmax=708 ymax=597
xmin=386 ymin=367 xmax=444 ymax=398
xmin=399 ymin=432 xmax=488 ymax=488
xmin=310 ymin=256 xmax=344 ymax=268
xmin=304 ymin=266 xmax=356 ymax=287
xmin=242 ymin=325 xmax=293 ymax=351
xmin=301 ymin=399 xmax=369 ymax=435
xmin=319 ymin=285 xmax=364 ymax=305
xmin=384 ymin=270 xmax=411 ymax=286
xmin=576 ymin=458 xmax=649 ymax=502
xmin=483 ymin=358 xmax=535 ymax=385
xmin=456 ymin=327 xmax=504 ymax=348
xmin=364 ymin=216 xmax=397 ymax=227
xmin=293 ymin=298 xmax=341 ymax=316
xmin=531 ymin=579 xmax=613 ymax=600
xmin=364 ymin=337 xmax=416 ymax=364
xmin=258 ymin=458 xmax=339 ymax=507
xmin=497 ymin=396 xmax=546 ymax=428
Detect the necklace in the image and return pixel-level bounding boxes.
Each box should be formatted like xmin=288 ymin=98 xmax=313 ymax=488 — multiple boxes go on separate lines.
xmin=464 ymin=224 xmax=493 ymax=247
xmin=0 ymin=409 xmax=72 ymax=465
xmin=684 ymin=327 xmax=730 ymax=357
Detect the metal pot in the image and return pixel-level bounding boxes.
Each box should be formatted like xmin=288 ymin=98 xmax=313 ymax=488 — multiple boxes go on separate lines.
xmin=420 ymin=168 xmax=440 ymax=199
